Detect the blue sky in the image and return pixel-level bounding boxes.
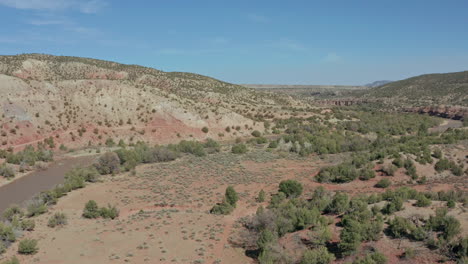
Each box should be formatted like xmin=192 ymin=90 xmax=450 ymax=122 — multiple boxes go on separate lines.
xmin=0 ymin=0 xmax=467 ymax=85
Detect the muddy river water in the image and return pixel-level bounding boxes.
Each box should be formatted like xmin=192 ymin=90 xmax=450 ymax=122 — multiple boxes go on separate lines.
xmin=0 ymin=155 xmax=98 ymax=214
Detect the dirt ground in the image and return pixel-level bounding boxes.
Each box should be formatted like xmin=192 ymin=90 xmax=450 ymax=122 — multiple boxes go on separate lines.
xmin=1 ymin=145 xmax=467 ymax=264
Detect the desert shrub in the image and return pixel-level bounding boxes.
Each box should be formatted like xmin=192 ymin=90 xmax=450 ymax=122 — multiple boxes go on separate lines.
xmin=415 ymin=194 xmax=431 ymax=207
xmin=105 ymin=138 xmax=115 ymax=147
xmin=257 ymin=229 xmax=277 ymax=252
xmin=204 ymin=138 xmax=221 ymax=152
xmin=268 ymin=141 xmax=278 ymax=148
xmin=0 ymin=242 xmax=5 ymax=255
xmin=352 ymin=251 xmax=387 ymax=264
xmin=251 ymin=130 xmax=261 ymax=137
xmin=20 ymin=219 xmax=35 ymax=231
xmin=392 ymin=157 xmax=404 ymax=168
xmin=258 ymin=189 xmax=266 ymax=202
xmin=382 ymin=197 xmax=403 ymax=214
xmin=201 ymin=126 xmax=209 ymax=133
xmin=3 ymin=205 xmax=24 ymax=221
xmin=141 ymin=147 xmax=179 ymax=163
xmin=255 ymin=137 xmax=268 ymax=144
xmin=225 ymin=186 xmax=239 ymax=207
xmin=94 ymin=152 xmax=120 ymax=175
xmin=432 ymin=148 xmax=443 ymax=159
xmin=435 ymin=158 xmax=451 ymax=172
xmin=26 ymin=199 xmax=47 ymax=217
xmin=326 ymin=193 xmax=349 ymax=214
xmin=18 ymin=239 xmax=38 ymax=255
xmin=381 ymin=164 xmax=397 ymax=176
xmin=231 ymin=144 xmax=248 ymax=154
xmin=99 ymin=205 xmax=119 ymax=219
xmin=300 ymin=246 xmax=335 ymax=264
xmin=82 ymin=200 xmax=100 ymax=219
xmin=63 ymin=171 xmax=85 ymax=191
xmin=0 ymin=222 xmax=16 ymax=242
xmin=387 ymin=217 xmax=415 ymax=238
xmin=451 ymin=236 xmax=468 ymax=260
xmin=210 ymin=201 xmax=233 ymax=215
xmin=359 ymin=168 xmax=375 ymax=181
xmin=118 ymin=139 xmax=126 ymax=148
xmin=375 ymin=178 xmax=391 ymax=188
xmin=277 ymin=179 xmax=302 ymax=198
xmin=339 ymin=220 xmax=362 ymax=256
xmin=307 ymin=225 xmax=332 ymax=246
xmin=402 ymin=248 xmax=416 ymax=259
xmin=211 ymin=186 xmax=238 ymax=215
xmin=48 ymin=212 xmax=67 ymax=227
xmin=170 ymin=140 xmax=205 ymax=157
xmin=316 ymin=163 xmax=358 ymax=183
xmin=447 ymin=200 xmax=456 ymax=208
xmin=5 ymin=146 xmax=53 ymax=166
xmin=0 ymin=164 xmax=15 ymax=179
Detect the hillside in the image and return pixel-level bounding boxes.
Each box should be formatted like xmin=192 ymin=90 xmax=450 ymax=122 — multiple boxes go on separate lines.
xmin=243 ymin=84 xmax=369 ymax=100
xmin=364 ymin=71 xmax=468 ymax=106
xmin=364 ymin=80 xmax=392 ymax=88
xmin=0 ymin=54 xmax=296 ymax=150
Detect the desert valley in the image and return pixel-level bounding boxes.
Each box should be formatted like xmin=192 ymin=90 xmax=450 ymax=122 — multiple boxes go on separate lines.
xmin=0 ymin=54 xmax=466 ymax=264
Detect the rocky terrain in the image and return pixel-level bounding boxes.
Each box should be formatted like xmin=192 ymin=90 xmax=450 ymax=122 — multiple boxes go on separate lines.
xmin=0 ymin=54 xmax=298 ymax=151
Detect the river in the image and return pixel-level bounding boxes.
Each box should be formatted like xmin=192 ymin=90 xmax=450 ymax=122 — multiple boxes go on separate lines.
xmin=0 ymin=155 xmax=98 ymax=214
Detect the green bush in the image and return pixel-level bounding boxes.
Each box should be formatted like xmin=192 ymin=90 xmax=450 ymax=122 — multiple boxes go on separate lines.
xmin=99 ymin=205 xmax=119 ymax=219
xmin=0 ymin=164 xmax=15 ymax=179
xmin=48 ymin=212 xmax=67 ymax=227
xmin=3 ymin=205 xmax=24 ymax=221
xmin=326 ymin=193 xmax=349 ymax=214
xmin=210 ymin=201 xmax=233 ymax=215
xmin=251 ymin=130 xmax=261 ymax=137
xmin=381 ymin=164 xmax=397 ymax=176
xmin=432 ymin=148 xmax=442 ymax=159
xmin=257 ymin=189 xmax=266 ymax=202
xmin=375 ymin=178 xmax=391 ymax=188
xmin=352 ymin=251 xmax=387 ymax=264
xmin=82 ymin=200 xmax=100 ymax=219
xmin=231 ymin=144 xmax=248 ymax=154
xmin=402 ymin=247 xmax=415 ymax=259
xmin=316 ymin=163 xmax=359 ymax=183
xmin=415 ymin=195 xmax=431 ymax=207
xmin=105 ymin=138 xmax=115 ymax=147
xmin=94 ymin=152 xmax=120 ymax=175
xmin=301 ymin=246 xmax=335 ymax=264
xmin=20 ymin=219 xmax=35 ymax=231
xmin=0 ymin=242 xmax=4 ymax=255
xmin=447 ymin=200 xmax=456 ymax=208
xmin=201 ymin=126 xmax=209 ymax=133
xmin=387 ymin=217 xmax=415 ymax=238
xmin=18 ymin=239 xmax=38 ymax=255
xmin=278 ymin=180 xmax=303 ymax=198
xmin=225 ymin=186 xmax=239 ymax=207
xmin=257 ymin=229 xmax=277 ymax=252
xmin=268 ymin=141 xmax=278 ymax=148
xmin=26 ymin=199 xmax=47 ymax=217
xmin=359 ymin=168 xmax=375 ymax=181
xmin=170 ymin=140 xmax=206 ymax=157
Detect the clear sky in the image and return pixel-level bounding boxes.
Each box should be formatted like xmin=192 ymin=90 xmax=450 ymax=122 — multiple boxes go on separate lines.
xmin=0 ymin=0 xmax=467 ymax=85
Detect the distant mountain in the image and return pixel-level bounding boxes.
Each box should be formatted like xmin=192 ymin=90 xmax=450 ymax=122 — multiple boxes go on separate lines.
xmin=364 ymin=71 xmax=468 ymax=106
xmin=364 ymin=80 xmax=392 ymax=88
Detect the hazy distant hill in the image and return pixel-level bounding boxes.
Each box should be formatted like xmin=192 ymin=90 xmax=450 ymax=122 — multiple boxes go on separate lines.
xmin=364 ymin=80 xmax=392 ymax=88
xmin=364 ymin=71 xmax=468 ymax=106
